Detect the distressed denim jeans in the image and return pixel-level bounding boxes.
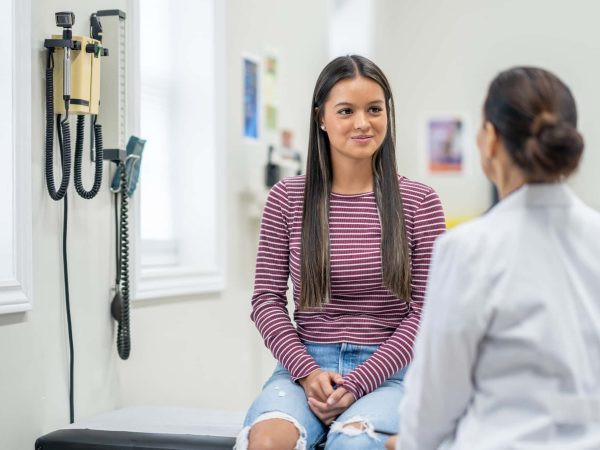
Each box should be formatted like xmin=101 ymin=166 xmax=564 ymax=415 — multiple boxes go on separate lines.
xmin=236 ymin=342 xmax=408 ymax=450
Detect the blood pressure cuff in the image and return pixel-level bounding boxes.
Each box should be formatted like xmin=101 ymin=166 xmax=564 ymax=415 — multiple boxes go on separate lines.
xmin=111 ymin=135 xmax=146 ymax=197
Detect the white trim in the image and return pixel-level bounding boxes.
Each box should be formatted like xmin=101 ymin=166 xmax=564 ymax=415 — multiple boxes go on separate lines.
xmin=131 ymin=0 xmax=226 ymax=301
xmin=1 ymin=0 xmax=32 ymax=315
xmin=140 ymin=239 xmax=178 ymax=268
xmin=127 ymin=0 xmax=142 ymax=300
xmin=0 ymin=279 xmax=32 ymax=315
xmin=214 ymin=0 xmax=227 ymax=293
xmin=136 ymin=267 xmax=224 ymax=300
xmin=127 ymin=0 xmax=141 ymax=138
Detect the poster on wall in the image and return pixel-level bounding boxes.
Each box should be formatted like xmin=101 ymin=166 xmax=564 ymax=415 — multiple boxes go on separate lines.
xmin=243 ymin=56 xmax=259 ymax=140
xmin=264 ymin=54 xmax=278 ymax=131
xmin=424 ymin=115 xmax=466 ymax=174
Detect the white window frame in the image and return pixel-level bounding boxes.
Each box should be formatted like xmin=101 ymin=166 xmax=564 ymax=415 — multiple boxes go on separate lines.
xmin=128 ymin=0 xmax=226 ymax=300
xmin=0 ymin=0 xmax=32 ymax=314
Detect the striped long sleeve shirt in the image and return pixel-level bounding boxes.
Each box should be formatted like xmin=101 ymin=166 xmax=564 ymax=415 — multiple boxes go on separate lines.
xmin=250 ymin=175 xmax=446 ymax=399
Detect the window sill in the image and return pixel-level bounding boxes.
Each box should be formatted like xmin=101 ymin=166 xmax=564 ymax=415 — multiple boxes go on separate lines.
xmin=135 ymin=266 xmax=224 ymax=301
xmin=0 ymin=279 xmax=32 ymax=314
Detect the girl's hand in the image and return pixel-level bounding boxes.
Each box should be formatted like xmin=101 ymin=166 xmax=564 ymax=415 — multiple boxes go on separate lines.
xmin=307 ymin=387 xmax=356 ymax=425
xmin=298 ymin=369 xmax=344 ymax=403
xmin=385 ymin=434 xmax=398 ymax=450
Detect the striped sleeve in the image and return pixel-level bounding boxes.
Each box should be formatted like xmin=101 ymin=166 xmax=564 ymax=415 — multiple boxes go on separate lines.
xmin=250 ymin=180 xmax=320 ymax=381
xmin=342 ymin=189 xmax=446 ymax=399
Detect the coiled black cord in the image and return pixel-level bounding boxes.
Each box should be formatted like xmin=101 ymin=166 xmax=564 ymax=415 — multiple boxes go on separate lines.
xmin=74 ymin=115 xmax=103 ymax=199
xmin=75 ymin=115 xmax=84 ymax=161
xmin=116 ymin=163 xmax=131 ymax=360
xmin=45 ymin=52 xmax=71 ymax=201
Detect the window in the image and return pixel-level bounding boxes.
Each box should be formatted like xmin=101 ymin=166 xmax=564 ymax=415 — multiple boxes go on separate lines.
xmin=0 ymin=0 xmax=32 ymax=314
xmin=134 ymin=0 xmax=225 ymax=299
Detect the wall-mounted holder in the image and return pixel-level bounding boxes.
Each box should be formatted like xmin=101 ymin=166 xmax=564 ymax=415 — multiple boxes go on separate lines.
xmin=103 ymin=148 xmax=126 ymax=162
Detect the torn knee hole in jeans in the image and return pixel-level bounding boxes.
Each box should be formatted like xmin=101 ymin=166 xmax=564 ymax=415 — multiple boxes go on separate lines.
xmin=329 ymin=416 xmax=379 ymax=440
xmin=234 ymin=411 xmax=308 ymax=450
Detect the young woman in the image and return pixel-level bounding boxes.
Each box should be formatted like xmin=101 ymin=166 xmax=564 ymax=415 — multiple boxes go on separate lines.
xmin=387 ymin=67 xmax=600 ymax=450
xmin=235 ymin=55 xmax=446 ymax=450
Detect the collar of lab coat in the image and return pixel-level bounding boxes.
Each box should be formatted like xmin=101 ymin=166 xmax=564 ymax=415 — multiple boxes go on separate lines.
xmin=491 ymin=182 xmax=578 ymax=213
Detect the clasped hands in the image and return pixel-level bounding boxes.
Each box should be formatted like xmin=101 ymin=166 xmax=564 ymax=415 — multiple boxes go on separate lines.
xmin=298 ymin=369 xmax=356 ymax=425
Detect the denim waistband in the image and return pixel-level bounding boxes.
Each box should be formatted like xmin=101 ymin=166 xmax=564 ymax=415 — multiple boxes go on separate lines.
xmin=301 ymin=342 xmax=407 ymax=380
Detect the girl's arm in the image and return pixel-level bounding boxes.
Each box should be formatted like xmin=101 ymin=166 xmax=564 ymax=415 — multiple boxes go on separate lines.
xmin=250 ymin=180 xmax=320 ymax=381
xmin=342 ymin=188 xmax=446 ymax=399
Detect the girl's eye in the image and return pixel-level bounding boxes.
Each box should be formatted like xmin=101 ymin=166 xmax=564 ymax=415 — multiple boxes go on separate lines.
xmin=369 ymin=106 xmax=383 ymax=113
xmin=338 ymin=108 xmax=352 ymax=115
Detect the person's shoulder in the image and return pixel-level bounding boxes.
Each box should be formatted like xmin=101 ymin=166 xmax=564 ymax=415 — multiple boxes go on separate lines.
xmin=280 ymin=175 xmax=305 ymax=191
xmin=398 ymin=174 xmax=439 ymax=201
xmin=267 ymin=176 xmax=305 ymax=211
xmin=572 ymin=193 xmax=600 ymax=224
xmin=278 ymin=175 xmax=305 ymax=201
xmin=439 ymin=216 xmax=486 ymax=246
xmin=397 ymin=175 xmax=444 ymax=224
xmin=398 ymin=174 xmax=436 ymax=194
xmin=566 ymin=193 xmax=600 ymax=250
xmin=436 ymin=204 xmax=515 ymax=261
xmin=429 ymin=217 xmax=488 ymax=275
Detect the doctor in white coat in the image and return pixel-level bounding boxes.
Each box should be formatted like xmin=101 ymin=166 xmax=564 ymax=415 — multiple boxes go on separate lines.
xmin=386 ymin=67 xmax=600 ymax=450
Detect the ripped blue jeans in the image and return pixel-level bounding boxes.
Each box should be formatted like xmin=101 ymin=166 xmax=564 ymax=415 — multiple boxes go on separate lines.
xmin=236 ymin=342 xmax=407 ymax=450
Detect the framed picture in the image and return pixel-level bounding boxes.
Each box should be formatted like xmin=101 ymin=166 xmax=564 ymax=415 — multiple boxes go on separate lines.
xmin=243 ymin=55 xmax=259 ymax=140
xmin=424 ymin=114 xmax=466 ymax=174
xmin=264 ymin=54 xmax=278 ymax=131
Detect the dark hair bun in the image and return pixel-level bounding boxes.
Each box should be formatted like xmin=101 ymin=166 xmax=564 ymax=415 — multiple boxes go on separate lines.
xmin=484 ymin=67 xmax=585 ymax=181
xmin=524 ymin=114 xmax=584 ymax=180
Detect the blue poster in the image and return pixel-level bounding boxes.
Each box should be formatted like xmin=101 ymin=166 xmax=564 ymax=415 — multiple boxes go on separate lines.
xmin=243 ymin=58 xmax=259 ymax=139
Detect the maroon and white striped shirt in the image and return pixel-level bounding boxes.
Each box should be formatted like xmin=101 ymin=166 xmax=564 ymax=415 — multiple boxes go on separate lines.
xmin=251 ymin=175 xmax=446 ymax=399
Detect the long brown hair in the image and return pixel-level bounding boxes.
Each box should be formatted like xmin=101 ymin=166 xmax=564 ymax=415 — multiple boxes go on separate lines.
xmin=300 ymin=55 xmax=411 ymax=309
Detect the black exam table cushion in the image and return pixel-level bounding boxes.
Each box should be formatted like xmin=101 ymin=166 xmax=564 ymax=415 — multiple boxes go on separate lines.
xmin=34 ymin=407 xmax=243 ymax=450
xmin=35 ymin=429 xmax=235 ymax=449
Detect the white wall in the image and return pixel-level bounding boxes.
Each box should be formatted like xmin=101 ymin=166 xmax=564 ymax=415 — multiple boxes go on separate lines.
xmin=0 ymin=1 xmax=126 ymax=449
xmin=329 ymin=0 xmax=375 ymax=59
xmin=0 ymin=3 xmax=328 ymax=448
xmin=6 ymin=2 xmax=600 ymax=448
xmin=373 ymin=0 xmax=600 ymax=217
xmin=117 ymin=0 xmax=329 ymax=411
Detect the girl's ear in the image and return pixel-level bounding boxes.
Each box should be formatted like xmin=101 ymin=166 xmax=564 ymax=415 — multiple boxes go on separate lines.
xmin=315 ymin=107 xmax=326 ymax=130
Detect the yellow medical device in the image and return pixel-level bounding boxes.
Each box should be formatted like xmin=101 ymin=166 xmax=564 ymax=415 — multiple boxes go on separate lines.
xmin=44 ymin=11 xmax=109 ymax=201
xmin=51 ymin=34 xmax=103 ymax=115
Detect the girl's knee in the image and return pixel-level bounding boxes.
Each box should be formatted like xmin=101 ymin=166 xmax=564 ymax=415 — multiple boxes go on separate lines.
xmin=325 ymin=418 xmax=383 ymax=450
xmin=235 ymin=414 xmax=307 ymax=450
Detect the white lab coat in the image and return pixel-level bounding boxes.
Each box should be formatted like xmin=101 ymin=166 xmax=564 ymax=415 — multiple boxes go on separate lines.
xmin=398 ymin=183 xmax=600 ymax=450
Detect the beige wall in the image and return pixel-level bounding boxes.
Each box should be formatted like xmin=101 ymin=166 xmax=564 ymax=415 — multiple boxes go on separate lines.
xmin=0 ymin=1 xmax=126 ymax=449
xmin=373 ymin=0 xmax=600 ymax=218
xmin=117 ymin=0 xmax=329 ymax=411
xmin=4 ymin=2 xmax=600 ymax=449
xmin=1 ymin=1 xmax=328 ymax=448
